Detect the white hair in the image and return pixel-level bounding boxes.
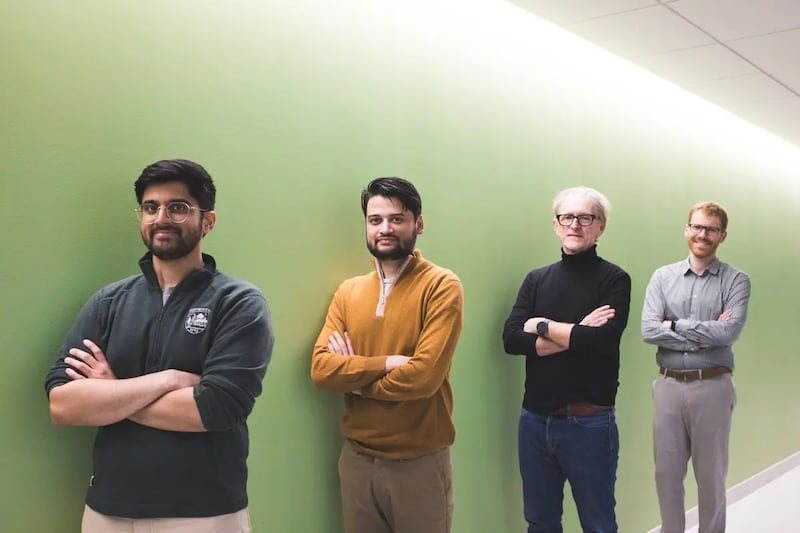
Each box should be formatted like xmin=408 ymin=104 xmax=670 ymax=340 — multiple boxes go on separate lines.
xmin=552 ymin=186 xmax=612 ymax=220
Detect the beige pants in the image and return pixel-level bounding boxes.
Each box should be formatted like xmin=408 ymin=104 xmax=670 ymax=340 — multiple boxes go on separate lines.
xmin=338 ymin=442 xmax=453 ymax=533
xmin=81 ymin=505 xmax=251 ymax=533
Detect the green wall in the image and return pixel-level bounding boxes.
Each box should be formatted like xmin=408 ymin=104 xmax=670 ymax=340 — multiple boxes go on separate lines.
xmin=2 ymin=1 xmax=799 ymax=531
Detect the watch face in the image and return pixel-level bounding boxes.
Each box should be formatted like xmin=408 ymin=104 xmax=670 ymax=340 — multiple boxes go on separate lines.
xmin=537 ymin=321 xmax=548 ymax=336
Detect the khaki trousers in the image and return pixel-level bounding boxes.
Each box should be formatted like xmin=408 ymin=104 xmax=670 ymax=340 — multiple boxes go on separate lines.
xmin=81 ymin=505 xmax=251 ymax=533
xmin=653 ymin=373 xmax=736 ymax=533
xmin=338 ymin=442 xmax=453 ymax=533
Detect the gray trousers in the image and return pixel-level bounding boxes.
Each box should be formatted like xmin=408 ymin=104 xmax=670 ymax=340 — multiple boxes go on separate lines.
xmin=652 ymin=373 xmax=736 ymax=533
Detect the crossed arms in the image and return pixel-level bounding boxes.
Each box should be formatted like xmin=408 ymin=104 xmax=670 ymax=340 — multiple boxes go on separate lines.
xmin=310 ymin=277 xmax=464 ymax=401
xmin=47 ymin=293 xmax=273 ymax=432
xmin=48 ymin=338 xmax=205 ymax=431
xmin=502 ymin=270 xmax=631 ymax=357
xmin=641 ymin=268 xmax=750 ymax=351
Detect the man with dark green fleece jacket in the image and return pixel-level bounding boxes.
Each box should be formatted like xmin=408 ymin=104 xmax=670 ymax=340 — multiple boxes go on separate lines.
xmin=45 ymin=159 xmax=274 ymax=533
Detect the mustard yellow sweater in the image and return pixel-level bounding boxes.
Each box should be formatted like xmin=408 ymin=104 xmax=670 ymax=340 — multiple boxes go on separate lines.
xmin=311 ymin=250 xmax=464 ymax=460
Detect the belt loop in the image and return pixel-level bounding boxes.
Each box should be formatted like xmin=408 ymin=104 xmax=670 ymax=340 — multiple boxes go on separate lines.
xmin=566 ymin=403 xmax=571 ymax=417
xmin=698 ymin=368 xmax=703 ymax=381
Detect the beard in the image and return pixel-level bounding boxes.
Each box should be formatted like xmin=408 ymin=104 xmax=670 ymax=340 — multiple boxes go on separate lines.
xmin=689 ymin=237 xmax=718 ymax=258
xmin=142 ymin=220 xmax=203 ymax=260
xmin=367 ymin=235 xmax=416 ymax=261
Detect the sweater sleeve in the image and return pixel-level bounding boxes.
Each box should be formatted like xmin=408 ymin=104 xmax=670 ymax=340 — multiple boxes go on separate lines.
xmin=359 ymin=277 xmax=464 ymax=401
xmin=194 ymin=291 xmax=274 ymax=432
xmin=502 ymin=272 xmax=540 ymax=356
xmin=569 ymin=269 xmax=631 ymax=355
xmin=310 ymin=282 xmax=390 ymax=392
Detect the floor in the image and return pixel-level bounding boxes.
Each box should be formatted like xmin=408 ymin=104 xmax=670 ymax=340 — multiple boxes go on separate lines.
xmin=648 ymin=451 xmax=800 ymax=532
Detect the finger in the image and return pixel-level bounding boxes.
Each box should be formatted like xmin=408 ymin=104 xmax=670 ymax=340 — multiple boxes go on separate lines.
xmin=64 ymin=356 xmax=87 ymax=371
xmin=328 ymin=333 xmax=343 ymax=352
xmin=68 ymin=348 xmax=96 ymax=367
xmin=344 ymin=332 xmax=355 ymax=355
xmin=83 ymin=339 xmax=107 ymax=362
xmin=65 ymin=367 xmax=85 ymax=380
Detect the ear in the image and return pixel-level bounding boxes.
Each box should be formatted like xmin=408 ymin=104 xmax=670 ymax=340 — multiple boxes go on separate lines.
xmin=718 ymin=230 xmax=727 ymax=244
xmin=597 ymin=219 xmax=606 ymax=237
xmin=416 ymin=214 xmax=424 ymax=235
xmin=202 ymin=211 xmax=217 ymax=237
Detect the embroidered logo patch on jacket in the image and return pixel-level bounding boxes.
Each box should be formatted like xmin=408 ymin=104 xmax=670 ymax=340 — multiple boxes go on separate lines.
xmin=185 ymin=308 xmax=211 ymax=334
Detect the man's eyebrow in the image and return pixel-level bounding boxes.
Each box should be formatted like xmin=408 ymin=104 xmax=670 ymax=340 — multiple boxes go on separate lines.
xmin=367 ymin=211 xmax=407 ymax=218
xmin=141 ymin=197 xmax=192 ymax=204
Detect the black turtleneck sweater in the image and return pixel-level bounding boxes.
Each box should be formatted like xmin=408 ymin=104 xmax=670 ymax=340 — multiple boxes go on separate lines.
xmin=503 ymin=246 xmax=631 ymax=414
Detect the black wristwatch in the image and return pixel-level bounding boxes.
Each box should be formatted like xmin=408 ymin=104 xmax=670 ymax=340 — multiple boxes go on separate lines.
xmin=536 ymin=319 xmax=550 ymax=337
xmin=670 ymin=320 xmax=676 ymax=332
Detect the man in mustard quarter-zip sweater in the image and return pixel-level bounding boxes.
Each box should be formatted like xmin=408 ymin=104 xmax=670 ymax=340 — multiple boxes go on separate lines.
xmin=311 ymin=177 xmax=464 ymax=533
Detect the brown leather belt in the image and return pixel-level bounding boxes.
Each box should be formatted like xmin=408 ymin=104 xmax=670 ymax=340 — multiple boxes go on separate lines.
xmin=548 ymin=402 xmax=613 ymax=417
xmin=659 ymin=366 xmax=731 ymax=382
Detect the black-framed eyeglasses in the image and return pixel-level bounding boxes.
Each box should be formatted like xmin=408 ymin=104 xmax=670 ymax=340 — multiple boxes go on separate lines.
xmin=687 ymin=223 xmax=722 ymax=236
xmin=134 ymin=201 xmax=206 ymax=224
xmin=556 ymin=214 xmax=598 ymax=227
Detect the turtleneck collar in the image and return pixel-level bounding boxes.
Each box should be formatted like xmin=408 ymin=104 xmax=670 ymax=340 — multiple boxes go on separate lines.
xmin=560 ymin=245 xmax=600 ymax=269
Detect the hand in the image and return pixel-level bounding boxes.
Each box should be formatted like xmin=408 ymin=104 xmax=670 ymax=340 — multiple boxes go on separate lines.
xmin=328 ymin=331 xmax=355 ymax=355
xmin=523 ymin=318 xmax=545 ymax=334
xmin=64 ymin=339 xmax=117 ymax=380
xmin=580 ymin=305 xmax=615 ymax=327
xmin=385 ymin=355 xmax=411 ymax=372
xmin=662 ymin=320 xmax=672 ymax=330
xmin=718 ymin=309 xmax=733 ymax=321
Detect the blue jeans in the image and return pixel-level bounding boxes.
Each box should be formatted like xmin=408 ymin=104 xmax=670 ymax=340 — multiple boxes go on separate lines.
xmin=518 ymin=408 xmax=619 ymax=533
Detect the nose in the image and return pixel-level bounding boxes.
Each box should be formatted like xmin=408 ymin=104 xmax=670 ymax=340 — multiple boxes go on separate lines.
xmin=153 ymin=206 xmax=171 ymax=224
xmin=568 ymin=218 xmax=582 ymax=228
xmin=378 ymin=220 xmax=392 ymax=234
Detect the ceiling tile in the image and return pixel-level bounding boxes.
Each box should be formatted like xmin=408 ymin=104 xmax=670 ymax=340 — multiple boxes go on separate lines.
xmin=734 ymin=96 xmax=800 ymax=119
xmin=688 ymin=73 xmax=795 ymax=106
xmin=638 ymin=44 xmax=758 ymax=84
xmin=728 ymin=29 xmax=800 ymax=91
xmin=565 ymin=5 xmax=715 ymax=57
xmin=509 ymin=0 xmax=659 ymax=25
xmin=670 ymin=0 xmax=800 ymax=40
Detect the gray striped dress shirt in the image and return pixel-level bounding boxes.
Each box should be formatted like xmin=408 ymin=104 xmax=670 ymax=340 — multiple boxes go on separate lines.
xmin=642 ymin=257 xmax=750 ymax=370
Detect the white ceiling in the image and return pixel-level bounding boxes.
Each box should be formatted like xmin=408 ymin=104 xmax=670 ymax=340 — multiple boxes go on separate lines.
xmin=510 ymin=0 xmax=800 ymax=148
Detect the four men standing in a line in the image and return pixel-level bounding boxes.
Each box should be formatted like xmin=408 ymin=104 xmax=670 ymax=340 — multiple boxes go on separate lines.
xmin=45 ymin=165 xmax=750 ymax=533
xmin=504 ymin=187 xmax=632 ymax=533
xmin=311 ymin=177 xmax=464 ymax=533
xmin=642 ymin=201 xmax=750 ymax=533
xmin=45 ymin=160 xmax=274 ymax=533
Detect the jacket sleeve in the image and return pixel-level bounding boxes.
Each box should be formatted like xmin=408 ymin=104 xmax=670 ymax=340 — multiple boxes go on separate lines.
xmin=359 ymin=277 xmax=464 ymax=401
xmin=310 ymin=283 xmax=389 ymax=392
xmin=569 ymin=269 xmax=632 ymax=355
xmin=44 ymin=291 xmax=105 ymax=394
xmin=502 ymin=273 xmax=540 ymax=356
xmin=676 ymin=271 xmax=750 ymax=347
xmin=194 ymin=291 xmax=274 ymax=432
